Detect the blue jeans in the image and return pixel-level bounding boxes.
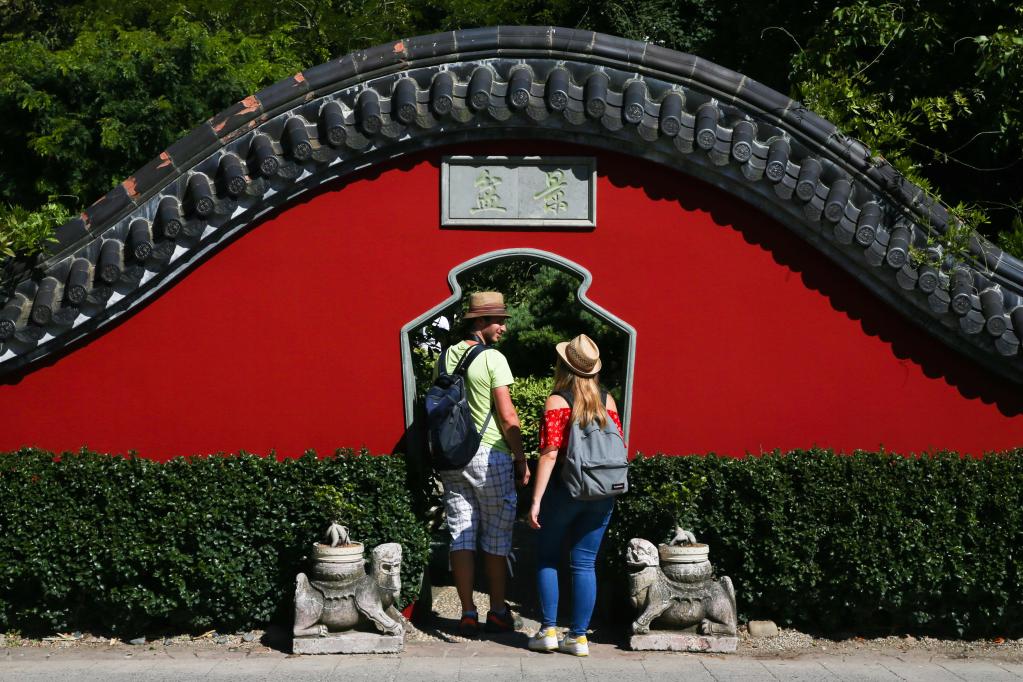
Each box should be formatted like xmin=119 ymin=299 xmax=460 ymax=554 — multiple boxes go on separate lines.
xmin=535 ymin=482 xmax=614 ymax=637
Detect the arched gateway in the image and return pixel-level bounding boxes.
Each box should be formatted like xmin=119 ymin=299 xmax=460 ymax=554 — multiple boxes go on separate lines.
xmin=2 ymin=27 xmax=1022 ymax=458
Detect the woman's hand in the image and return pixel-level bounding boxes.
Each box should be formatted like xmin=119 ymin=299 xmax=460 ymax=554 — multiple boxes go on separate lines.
xmin=528 ymin=499 xmax=542 ymax=529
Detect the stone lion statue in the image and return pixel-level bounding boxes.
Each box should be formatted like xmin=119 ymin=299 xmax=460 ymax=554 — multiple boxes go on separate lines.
xmin=626 ymin=538 xmax=737 ymax=636
xmin=293 ymin=543 xmax=404 ymax=637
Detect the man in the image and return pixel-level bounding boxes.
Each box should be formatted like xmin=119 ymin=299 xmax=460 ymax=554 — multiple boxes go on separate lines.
xmin=436 ymin=291 xmax=529 ymax=636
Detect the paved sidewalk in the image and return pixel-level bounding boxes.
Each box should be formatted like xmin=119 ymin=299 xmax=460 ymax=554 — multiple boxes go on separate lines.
xmin=5 ymin=639 xmax=1023 ymax=681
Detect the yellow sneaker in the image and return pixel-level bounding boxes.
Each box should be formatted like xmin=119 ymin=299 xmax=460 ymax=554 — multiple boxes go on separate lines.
xmin=558 ymin=633 xmax=589 ymax=656
xmin=528 ymin=627 xmax=559 ymax=652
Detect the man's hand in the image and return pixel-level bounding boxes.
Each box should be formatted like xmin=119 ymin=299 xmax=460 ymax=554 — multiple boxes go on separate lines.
xmin=493 ymin=385 xmax=527 ymax=486
xmin=514 ymin=459 xmax=530 ymax=487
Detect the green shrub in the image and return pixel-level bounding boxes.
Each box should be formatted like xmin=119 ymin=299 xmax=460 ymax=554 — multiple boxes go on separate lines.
xmin=6 ymin=446 xmax=1023 ymax=639
xmin=0 ymin=448 xmax=430 ymax=637
xmin=608 ymin=449 xmax=1023 ymax=638
xmin=509 ymin=375 xmax=552 ymax=455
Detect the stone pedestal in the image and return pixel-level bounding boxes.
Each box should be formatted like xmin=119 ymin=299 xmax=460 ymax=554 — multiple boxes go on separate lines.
xmin=629 ymin=632 xmax=738 ymax=653
xmin=292 ymin=631 xmax=404 ymax=655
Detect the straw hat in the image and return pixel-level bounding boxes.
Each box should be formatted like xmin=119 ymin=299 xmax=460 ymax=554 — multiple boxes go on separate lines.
xmin=463 ymin=291 xmax=510 ymax=319
xmin=556 ymin=334 xmax=602 ymax=377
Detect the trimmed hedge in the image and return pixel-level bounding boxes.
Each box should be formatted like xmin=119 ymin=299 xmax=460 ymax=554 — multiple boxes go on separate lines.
xmin=0 ymin=449 xmax=430 ymax=636
xmin=607 ymin=449 xmax=1023 ymax=638
xmin=4 ymin=447 xmax=1023 ymax=638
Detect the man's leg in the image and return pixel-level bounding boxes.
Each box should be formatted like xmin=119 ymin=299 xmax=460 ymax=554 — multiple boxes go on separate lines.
xmin=440 ymin=472 xmax=480 ymax=619
xmin=482 ymin=551 xmax=507 ymax=608
xmin=476 ymin=446 xmax=519 ymax=630
xmin=450 ymin=549 xmax=477 ymax=613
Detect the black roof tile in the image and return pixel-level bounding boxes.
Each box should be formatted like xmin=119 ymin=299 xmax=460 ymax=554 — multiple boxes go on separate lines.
xmin=497 ymin=25 xmax=551 ymax=51
xmin=81 ymin=185 xmax=133 ymax=231
xmin=165 ymin=122 xmax=220 ymax=170
xmin=51 ymin=217 xmax=89 ymax=253
xmin=642 ymin=43 xmax=697 ymax=77
xmin=736 ymin=77 xmax=794 ymax=120
xmin=995 ymin=257 xmax=1023 ymax=289
xmin=591 ymin=31 xmax=635 ymax=64
xmin=403 ymin=31 xmax=457 ymax=60
xmin=693 ymin=56 xmax=746 ymax=100
xmin=129 ymin=153 xmax=178 ymax=200
xmin=550 ymin=27 xmax=593 ymax=55
xmin=354 ymin=41 xmax=406 ymax=76
xmin=209 ymin=96 xmax=264 ymax=139
xmin=301 ymin=54 xmax=360 ymax=93
xmin=790 ymin=108 xmax=840 ymax=147
xmin=454 ymin=27 xmax=500 ymax=54
xmin=255 ymin=74 xmax=312 ymax=115
xmin=5 ymin=27 xmax=1023 ymax=383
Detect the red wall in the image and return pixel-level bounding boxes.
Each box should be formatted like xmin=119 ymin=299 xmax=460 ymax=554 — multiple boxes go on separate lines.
xmin=3 ymin=142 xmax=1023 ymax=459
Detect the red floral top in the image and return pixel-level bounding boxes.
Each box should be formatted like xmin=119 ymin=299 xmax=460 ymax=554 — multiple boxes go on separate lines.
xmin=539 ymin=408 xmax=625 ymax=456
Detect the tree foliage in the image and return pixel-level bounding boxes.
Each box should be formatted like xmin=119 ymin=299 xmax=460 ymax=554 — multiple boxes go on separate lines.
xmin=791 ymin=1 xmax=1023 ymax=252
xmin=0 ymin=15 xmax=302 ymax=237
xmin=409 ymin=260 xmax=630 ymax=403
xmin=459 ymin=261 xmax=629 ymax=382
xmin=0 ymin=0 xmax=1020 ymax=259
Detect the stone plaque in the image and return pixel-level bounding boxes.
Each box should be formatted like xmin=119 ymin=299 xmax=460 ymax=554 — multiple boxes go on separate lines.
xmin=441 ymin=156 xmax=596 ymax=227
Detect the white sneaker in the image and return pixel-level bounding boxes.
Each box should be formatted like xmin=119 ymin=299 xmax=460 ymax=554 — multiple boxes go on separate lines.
xmin=528 ymin=627 xmax=559 ymax=652
xmin=558 ymin=634 xmax=589 ymax=656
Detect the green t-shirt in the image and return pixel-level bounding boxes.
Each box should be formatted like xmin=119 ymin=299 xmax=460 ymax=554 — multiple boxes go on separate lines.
xmin=435 ymin=341 xmax=514 ymax=452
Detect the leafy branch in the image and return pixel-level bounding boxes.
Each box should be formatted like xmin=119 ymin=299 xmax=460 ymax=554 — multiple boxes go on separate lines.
xmin=0 ymin=201 xmax=67 ymax=260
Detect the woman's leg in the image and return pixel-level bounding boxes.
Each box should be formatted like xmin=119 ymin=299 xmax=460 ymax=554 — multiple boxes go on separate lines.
xmin=535 ymin=484 xmax=575 ymax=629
xmin=566 ymin=498 xmax=614 ymax=637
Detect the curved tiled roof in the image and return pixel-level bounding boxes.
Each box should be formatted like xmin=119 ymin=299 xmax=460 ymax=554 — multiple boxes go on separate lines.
xmin=2 ymin=26 xmax=1022 ymax=381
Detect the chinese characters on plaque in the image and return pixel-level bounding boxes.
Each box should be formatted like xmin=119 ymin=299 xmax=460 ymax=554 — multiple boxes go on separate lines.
xmin=442 ymin=156 xmax=596 ymax=227
xmin=471 ymin=169 xmax=507 ymax=214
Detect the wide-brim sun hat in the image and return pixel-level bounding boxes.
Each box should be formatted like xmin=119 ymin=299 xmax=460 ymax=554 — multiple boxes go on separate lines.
xmin=463 ymin=291 xmax=511 ymax=319
xmin=556 ymin=333 xmax=602 ymax=377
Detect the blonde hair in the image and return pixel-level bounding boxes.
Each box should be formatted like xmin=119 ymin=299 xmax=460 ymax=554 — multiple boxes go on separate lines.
xmin=553 ymin=359 xmax=608 ymax=428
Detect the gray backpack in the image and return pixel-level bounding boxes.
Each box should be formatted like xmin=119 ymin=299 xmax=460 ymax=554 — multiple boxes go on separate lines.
xmin=555 ymin=390 xmax=629 ymax=500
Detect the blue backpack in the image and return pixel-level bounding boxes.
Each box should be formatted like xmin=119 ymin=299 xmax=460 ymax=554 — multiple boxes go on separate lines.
xmin=425 ymin=344 xmax=493 ymax=471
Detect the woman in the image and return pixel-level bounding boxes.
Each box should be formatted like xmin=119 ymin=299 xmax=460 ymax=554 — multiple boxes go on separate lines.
xmin=527 ymin=334 xmax=625 ymax=656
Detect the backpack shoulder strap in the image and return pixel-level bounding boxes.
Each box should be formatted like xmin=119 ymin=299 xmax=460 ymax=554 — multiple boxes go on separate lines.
xmin=455 ymin=343 xmax=489 ymax=376
xmin=600 ymin=389 xmax=608 ymax=407
xmin=460 ymin=344 xmax=495 ymax=434
xmin=443 ymin=343 xmax=480 ymax=377
xmin=437 ymin=347 xmax=451 ymax=377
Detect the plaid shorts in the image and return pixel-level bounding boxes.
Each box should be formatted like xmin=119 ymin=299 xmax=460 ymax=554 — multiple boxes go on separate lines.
xmin=439 ymin=443 xmax=517 ymax=556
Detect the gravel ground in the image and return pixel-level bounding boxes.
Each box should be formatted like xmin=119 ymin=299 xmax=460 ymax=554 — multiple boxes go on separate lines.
xmin=411 ymin=586 xmax=1023 ymax=661
xmin=5 ymin=585 xmax=1023 ymax=662
xmin=0 ymin=630 xmax=268 ymax=652
xmin=405 ymin=585 xmax=527 ymax=643
xmin=740 ymin=628 xmax=1023 ymax=661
